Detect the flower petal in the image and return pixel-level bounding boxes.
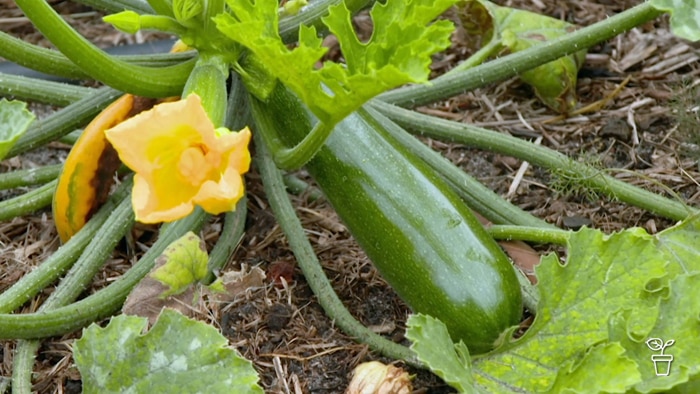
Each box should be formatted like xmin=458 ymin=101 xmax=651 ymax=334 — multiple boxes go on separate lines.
xmin=131 ymin=174 xmax=196 ymax=223
xmin=105 ymin=94 xmax=215 ymax=175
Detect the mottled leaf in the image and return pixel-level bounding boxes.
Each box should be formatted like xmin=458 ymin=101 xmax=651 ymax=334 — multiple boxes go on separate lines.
xmin=0 ymin=99 xmax=34 ymax=160
xmin=150 ymin=231 xmax=209 ymax=298
xmin=411 ymin=215 xmax=700 ymax=392
xmin=406 ymin=314 xmax=480 ymax=394
xmin=74 ymin=309 xmax=263 ymax=393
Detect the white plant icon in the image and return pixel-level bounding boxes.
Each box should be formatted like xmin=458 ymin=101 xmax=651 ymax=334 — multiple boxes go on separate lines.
xmin=646 ymin=337 xmax=675 ymax=376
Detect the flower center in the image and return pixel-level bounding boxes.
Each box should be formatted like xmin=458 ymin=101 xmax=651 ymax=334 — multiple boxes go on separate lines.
xmin=178 ymin=144 xmax=211 ymax=186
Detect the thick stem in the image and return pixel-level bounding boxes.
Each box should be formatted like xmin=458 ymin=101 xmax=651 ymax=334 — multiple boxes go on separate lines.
xmin=0 ymin=30 xmax=85 ymax=80
xmin=0 ymin=181 xmax=54 ymax=221
xmin=0 ymin=209 xmax=207 ymax=339
xmin=487 ymin=225 xmax=570 ymax=245
xmin=264 ymin=120 xmax=335 ymax=170
xmin=378 ymin=2 xmax=663 ymax=107
xmin=371 ymin=101 xmax=696 ymax=221
xmin=73 ymin=0 xmax=154 ymax=14
xmin=254 ymin=130 xmax=421 ymax=366
xmin=205 ymin=198 xmax=247 ymax=284
xmin=14 ymin=0 xmax=193 ymax=97
xmin=12 ymin=189 xmax=133 ymax=394
xmin=7 ymin=87 xmax=122 ymax=159
xmin=0 ymin=72 xmax=92 ymax=106
xmin=0 ymin=164 xmax=61 ymax=190
xmin=0 ymin=183 xmax=130 ymax=313
xmin=183 ymin=54 xmax=229 ymax=125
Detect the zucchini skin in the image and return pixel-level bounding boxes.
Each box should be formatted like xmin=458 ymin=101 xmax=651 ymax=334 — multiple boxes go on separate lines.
xmin=252 ymin=85 xmax=522 ymax=353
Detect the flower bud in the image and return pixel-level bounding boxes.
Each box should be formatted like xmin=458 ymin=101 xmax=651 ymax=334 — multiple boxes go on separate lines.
xmin=345 ymin=361 xmax=412 ymax=394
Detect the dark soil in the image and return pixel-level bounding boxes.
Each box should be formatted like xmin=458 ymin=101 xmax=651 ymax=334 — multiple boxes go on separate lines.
xmin=1 ymin=0 xmax=699 ymax=393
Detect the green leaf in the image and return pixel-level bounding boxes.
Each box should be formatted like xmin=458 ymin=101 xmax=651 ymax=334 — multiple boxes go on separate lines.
xmin=74 ymin=309 xmax=263 ymax=394
xmin=470 ymin=216 xmax=700 ymax=392
xmin=215 ymin=0 xmax=458 ymax=125
xmin=150 ymin=231 xmax=209 ymax=298
xmin=609 ymin=273 xmax=700 ymax=393
xmin=172 ymin=0 xmax=203 ymax=27
xmin=456 ymin=0 xmax=586 ymax=113
xmin=0 ymin=99 xmax=35 ymax=161
xmin=650 ymin=0 xmax=700 ymax=41
xmin=406 ymin=314 xmax=480 ymax=394
xmin=412 ymin=215 xmax=700 ymax=393
xmin=547 ymin=342 xmax=640 ymax=393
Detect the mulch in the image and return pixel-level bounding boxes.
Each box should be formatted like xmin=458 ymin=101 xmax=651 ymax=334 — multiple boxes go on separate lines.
xmin=1 ymin=0 xmax=699 ymax=392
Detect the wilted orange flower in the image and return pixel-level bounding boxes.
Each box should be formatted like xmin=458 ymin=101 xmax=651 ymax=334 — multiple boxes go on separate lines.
xmin=105 ymin=94 xmax=251 ymax=223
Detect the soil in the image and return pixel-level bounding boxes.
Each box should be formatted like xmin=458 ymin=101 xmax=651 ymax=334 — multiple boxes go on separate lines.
xmin=1 ymin=0 xmax=699 ymax=393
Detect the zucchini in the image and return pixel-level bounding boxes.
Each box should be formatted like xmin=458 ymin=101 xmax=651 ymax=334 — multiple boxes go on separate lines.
xmin=252 ymin=85 xmax=522 ymax=354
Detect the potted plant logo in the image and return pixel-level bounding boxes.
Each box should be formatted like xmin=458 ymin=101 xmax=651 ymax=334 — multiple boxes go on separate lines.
xmin=646 ymin=338 xmax=675 ymax=376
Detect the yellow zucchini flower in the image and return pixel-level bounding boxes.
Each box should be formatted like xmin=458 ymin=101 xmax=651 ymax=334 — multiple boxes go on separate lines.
xmin=105 ymin=94 xmax=251 ymax=223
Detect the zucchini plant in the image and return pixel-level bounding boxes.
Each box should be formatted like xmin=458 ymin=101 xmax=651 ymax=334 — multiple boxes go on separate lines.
xmin=0 ymin=0 xmax=697 ymax=392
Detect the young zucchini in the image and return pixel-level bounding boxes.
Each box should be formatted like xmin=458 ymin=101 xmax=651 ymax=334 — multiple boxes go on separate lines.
xmin=252 ymin=85 xmax=522 ymax=354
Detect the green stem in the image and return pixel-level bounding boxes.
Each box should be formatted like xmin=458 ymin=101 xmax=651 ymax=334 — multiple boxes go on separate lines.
xmin=12 ymin=189 xmax=134 ymax=394
xmin=254 ymin=130 xmax=421 ymax=367
xmin=0 ymin=32 xmax=194 ymax=84
xmin=378 ymin=2 xmax=663 ymax=107
xmin=14 ymin=0 xmax=194 ymax=97
xmin=7 ymin=87 xmax=121 ymax=159
xmin=74 ymin=0 xmax=154 ymax=14
xmin=371 ymin=101 xmax=696 ymax=221
xmin=182 ymin=54 xmax=230 ymax=125
xmin=516 ymin=267 xmax=539 ymax=314
xmin=282 ymin=174 xmax=324 ymax=202
xmin=0 ymin=30 xmax=85 ymax=80
xmin=446 ymin=39 xmax=502 ymax=75
xmin=279 ymin=0 xmax=374 ymax=42
xmin=0 ymin=182 xmax=131 ymax=314
xmin=0 ymin=181 xmax=54 ymax=221
xmin=364 ymin=105 xmax=554 ymax=229
xmin=11 ymin=343 xmax=36 ymax=394
xmin=0 ymin=72 xmax=92 ymax=106
xmin=205 ymin=197 xmax=247 ymax=284
xmin=487 ymin=225 xmax=570 ymax=245
xmin=0 ymin=164 xmax=61 ymax=190
xmin=253 ymin=98 xmax=333 ymax=170
xmin=0 ymin=209 xmax=207 ymax=339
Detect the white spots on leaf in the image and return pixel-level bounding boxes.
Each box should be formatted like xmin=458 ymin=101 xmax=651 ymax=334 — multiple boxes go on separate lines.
xmin=150 ymin=351 xmax=189 ymax=372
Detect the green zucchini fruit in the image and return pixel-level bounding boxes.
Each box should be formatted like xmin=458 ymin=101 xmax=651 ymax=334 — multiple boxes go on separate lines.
xmin=251 ymin=85 xmax=522 ymax=353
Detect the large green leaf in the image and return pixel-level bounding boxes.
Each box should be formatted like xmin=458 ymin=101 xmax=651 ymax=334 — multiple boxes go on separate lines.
xmin=650 ymin=0 xmax=700 ymax=41
xmin=408 ymin=215 xmax=700 ymax=393
xmin=214 ymin=0 xmax=457 ymax=125
xmin=0 ymin=99 xmax=35 ymax=160
xmin=406 ymin=314 xmax=481 ymax=394
xmin=74 ymin=309 xmax=263 ymax=394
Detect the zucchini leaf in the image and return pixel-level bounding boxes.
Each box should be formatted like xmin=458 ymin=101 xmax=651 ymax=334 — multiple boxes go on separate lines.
xmin=0 ymin=99 xmax=35 ymax=160
xmin=74 ymin=309 xmax=263 ymax=393
xmin=149 ymin=231 xmax=210 ymax=298
xmin=456 ymin=0 xmax=586 ymax=113
xmin=406 ymin=314 xmax=482 ymax=394
xmin=214 ymin=0 xmax=458 ymax=125
xmin=649 ymin=0 xmax=700 ymax=41
xmin=408 ymin=215 xmax=700 ymax=393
